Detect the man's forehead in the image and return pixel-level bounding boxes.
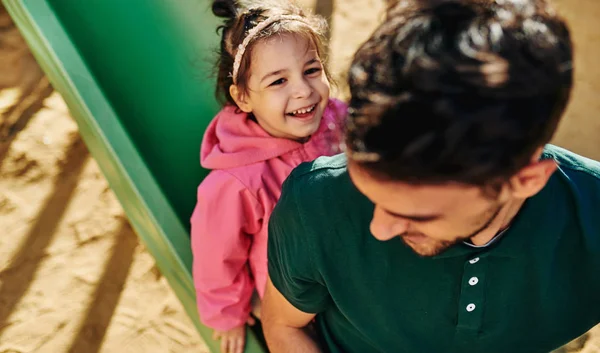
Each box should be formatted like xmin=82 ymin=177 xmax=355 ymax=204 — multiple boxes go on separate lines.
xmin=348 ymin=162 xmax=484 ymax=206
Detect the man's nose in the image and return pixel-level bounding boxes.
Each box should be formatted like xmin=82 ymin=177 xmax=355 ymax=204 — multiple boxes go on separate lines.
xmin=370 ymin=207 xmax=409 ymax=241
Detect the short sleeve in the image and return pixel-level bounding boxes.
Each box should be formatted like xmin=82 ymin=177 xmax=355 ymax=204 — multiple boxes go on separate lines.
xmin=267 ymin=177 xmax=331 ymax=314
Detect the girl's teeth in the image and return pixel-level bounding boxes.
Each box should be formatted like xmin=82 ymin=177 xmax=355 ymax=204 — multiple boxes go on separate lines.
xmin=291 ymin=105 xmax=315 ymax=115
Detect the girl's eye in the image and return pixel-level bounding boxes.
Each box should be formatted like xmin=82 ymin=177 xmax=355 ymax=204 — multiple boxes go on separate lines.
xmin=305 ymin=67 xmax=322 ymax=75
xmin=270 ymin=78 xmax=286 ymax=86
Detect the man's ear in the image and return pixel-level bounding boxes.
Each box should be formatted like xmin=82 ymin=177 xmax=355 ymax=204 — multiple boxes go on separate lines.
xmin=230 ymin=85 xmax=252 ymax=113
xmin=508 ymin=147 xmax=557 ymax=198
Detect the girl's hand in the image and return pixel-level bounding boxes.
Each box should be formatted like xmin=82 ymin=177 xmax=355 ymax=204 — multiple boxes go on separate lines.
xmin=212 ymin=317 xmax=256 ymax=353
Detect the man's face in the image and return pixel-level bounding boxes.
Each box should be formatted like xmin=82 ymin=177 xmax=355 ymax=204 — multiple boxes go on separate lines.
xmin=348 ymin=161 xmax=504 ymax=257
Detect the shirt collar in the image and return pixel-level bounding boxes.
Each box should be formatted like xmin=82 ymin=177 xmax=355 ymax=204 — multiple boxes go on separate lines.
xmin=433 ymin=170 xmax=564 ymax=260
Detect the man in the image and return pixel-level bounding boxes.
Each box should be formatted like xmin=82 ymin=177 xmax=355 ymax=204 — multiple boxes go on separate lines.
xmin=262 ymin=0 xmax=600 ymax=352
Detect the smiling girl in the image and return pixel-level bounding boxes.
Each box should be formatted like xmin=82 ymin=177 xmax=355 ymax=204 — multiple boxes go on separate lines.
xmin=190 ymin=1 xmax=346 ymax=352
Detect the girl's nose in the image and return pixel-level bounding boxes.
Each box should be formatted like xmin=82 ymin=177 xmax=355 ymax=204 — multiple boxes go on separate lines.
xmin=293 ymin=79 xmax=312 ymax=99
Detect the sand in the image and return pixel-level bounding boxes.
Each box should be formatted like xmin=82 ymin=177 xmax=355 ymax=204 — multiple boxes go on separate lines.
xmin=0 ymin=0 xmax=598 ymax=352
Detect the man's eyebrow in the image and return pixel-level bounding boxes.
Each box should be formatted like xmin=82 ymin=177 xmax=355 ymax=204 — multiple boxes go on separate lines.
xmin=383 ymin=209 xmax=442 ymax=222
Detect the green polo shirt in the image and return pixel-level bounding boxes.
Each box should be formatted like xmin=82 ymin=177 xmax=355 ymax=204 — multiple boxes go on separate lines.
xmin=267 ymin=145 xmax=600 ymax=353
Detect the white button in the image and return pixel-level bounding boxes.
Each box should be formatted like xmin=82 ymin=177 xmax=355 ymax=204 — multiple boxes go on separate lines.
xmin=466 ymin=303 xmax=476 ymax=312
xmin=469 ymin=277 xmax=479 ymax=286
xmin=469 ymin=257 xmax=480 ymax=264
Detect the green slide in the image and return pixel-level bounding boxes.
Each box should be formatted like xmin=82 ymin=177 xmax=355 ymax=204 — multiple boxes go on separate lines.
xmin=3 ymin=0 xmax=267 ymax=352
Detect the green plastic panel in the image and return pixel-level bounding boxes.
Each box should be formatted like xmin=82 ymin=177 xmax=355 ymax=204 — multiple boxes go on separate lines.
xmin=3 ymin=0 xmax=266 ymax=352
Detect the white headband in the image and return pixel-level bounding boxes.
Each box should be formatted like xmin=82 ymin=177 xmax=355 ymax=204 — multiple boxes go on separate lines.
xmin=231 ymin=14 xmax=307 ymax=84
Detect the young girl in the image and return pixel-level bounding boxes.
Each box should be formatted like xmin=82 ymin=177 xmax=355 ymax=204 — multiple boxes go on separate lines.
xmin=190 ymin=1 xmax=347 ymax=352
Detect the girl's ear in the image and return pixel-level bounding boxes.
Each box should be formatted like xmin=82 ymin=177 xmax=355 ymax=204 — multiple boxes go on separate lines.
xmin=230 ymin=85 xmax=252 ymax=113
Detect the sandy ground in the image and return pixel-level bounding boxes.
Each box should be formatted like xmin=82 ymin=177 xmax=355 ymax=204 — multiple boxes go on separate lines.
xmin=0 ymin=0 xmax=598 ymax=352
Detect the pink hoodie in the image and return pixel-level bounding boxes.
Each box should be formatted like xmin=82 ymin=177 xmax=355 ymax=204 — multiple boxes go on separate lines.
xmin=191 ymin=98 xmax=347 ymax=331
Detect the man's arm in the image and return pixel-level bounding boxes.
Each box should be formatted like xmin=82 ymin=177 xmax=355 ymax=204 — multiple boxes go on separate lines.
xmin=262 ymin=278 xmax=322 ymax=353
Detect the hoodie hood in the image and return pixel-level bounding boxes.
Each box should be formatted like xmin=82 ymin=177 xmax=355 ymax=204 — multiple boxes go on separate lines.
xmin=200 ymin=105 xmax=308 ymax=169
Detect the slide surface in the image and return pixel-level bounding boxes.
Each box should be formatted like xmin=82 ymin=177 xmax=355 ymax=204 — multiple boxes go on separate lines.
xmin=3 ymin=0 xmax=266 ymax=351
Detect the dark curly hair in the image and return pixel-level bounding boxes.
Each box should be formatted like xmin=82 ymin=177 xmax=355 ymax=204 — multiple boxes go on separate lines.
xmin=211 ymin=0 xmax=331 ymax=106
xmin=345 ymin=0 xmax=573 ymax=189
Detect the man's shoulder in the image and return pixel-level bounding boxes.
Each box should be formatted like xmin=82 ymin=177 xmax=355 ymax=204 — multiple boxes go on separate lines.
xmin=544 ymin=144 xmax=600 ymax=181
xmin=284 ymin=153 xmax=350 ymax=193
xmin=276 ymin=153 xmax=365 ymax=228
xmin=289 ymin=153 xmax=348 ymax=178
xmin=544 ymin=145 xmax=600 ymax=257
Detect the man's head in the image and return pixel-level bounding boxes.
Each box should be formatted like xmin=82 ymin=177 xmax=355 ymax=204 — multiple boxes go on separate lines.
xmin=345 ymin=0 xmax=573 ymax=256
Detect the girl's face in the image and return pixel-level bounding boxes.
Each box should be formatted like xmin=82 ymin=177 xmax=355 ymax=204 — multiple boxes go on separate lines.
xmin=231 ymin=33 xmax=331 ymax=141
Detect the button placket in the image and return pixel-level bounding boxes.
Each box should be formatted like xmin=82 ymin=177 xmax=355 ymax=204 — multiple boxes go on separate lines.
xmin=456 ymin=255 xmax=488 ymax=332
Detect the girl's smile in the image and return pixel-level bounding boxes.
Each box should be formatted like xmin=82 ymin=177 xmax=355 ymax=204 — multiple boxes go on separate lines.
xmin=231 ymin=33 xmax=331 ymax=142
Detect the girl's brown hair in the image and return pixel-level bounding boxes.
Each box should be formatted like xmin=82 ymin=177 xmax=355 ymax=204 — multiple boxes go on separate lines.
xmin=212 ymin=0 xmax=332 ymax=106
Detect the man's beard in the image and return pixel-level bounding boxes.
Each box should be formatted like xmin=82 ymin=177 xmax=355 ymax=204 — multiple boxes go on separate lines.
xmin=399 ymin=204 xmax=504 ymax=257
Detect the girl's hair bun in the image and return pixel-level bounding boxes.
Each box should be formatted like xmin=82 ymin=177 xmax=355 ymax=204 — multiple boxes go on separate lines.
xmin=212 ymin=0 xmax=238 ymax=19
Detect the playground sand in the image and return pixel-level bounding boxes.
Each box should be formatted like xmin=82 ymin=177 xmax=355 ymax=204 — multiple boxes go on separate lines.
xmin=0 ymin=1 xmax=598 ymax=352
